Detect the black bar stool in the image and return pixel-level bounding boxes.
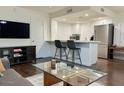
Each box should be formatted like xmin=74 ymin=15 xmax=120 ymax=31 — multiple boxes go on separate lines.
xmin=54 ymin=40 xmax=67 ymax=60
xmin=67 ymin=40 xmax=82 ymax=64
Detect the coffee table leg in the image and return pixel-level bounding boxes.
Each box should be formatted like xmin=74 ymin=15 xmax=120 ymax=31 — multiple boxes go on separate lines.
xmin=44 ymin=72 xmax=61 ymax=86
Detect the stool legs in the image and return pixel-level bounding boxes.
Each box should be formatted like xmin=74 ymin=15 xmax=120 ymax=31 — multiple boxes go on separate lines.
xmin=60 ymin=48 xmax=62 ymax=60
xmin=72 ymin=50 xmax=75 ymax=63
xmin=54 ymin=48 xmax=58 ymax=58
xmin=63 ymin=48 xmax=68 ymax=60
xmin=67 ymin=49 xmax=82 ymax=64
xmin=54 ymin=48 xmax=67 ymax=60
xmin=77 ymin=49 xmax=82 ymax=64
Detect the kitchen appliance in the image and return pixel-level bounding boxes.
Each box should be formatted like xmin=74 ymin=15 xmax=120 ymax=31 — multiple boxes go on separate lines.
xmin=94 ymin=24 xmax=114 ymax=58
xmin=70 ymin=34 xmax=80 ymax=40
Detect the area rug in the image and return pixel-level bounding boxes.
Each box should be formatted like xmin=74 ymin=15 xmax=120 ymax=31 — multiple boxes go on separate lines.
xmin=26 ymin=73 xmax=44 ymax=86
xmin=26 ymin=73 xmax=104 ymax=86
xmin=26 ymin=73 xmax=64 ymax=86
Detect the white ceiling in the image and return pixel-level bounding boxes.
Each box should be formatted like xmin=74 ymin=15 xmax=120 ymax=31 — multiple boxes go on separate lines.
xmin=20 ymin=6 xmax=124 ymax=23
xmin=21 ymin=6 xmax=124 ymax=14
xmin=54 ymin=9 xmax=106 ymax=23
xmin=105 ymin=6 xmax=124 ymax=13
xmin=21 ymin=6 xmax=68 ymax=13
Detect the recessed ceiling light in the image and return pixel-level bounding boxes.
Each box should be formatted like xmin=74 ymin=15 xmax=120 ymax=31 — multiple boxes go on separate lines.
xmin=84 ymin=13 xmax=89 ymax=17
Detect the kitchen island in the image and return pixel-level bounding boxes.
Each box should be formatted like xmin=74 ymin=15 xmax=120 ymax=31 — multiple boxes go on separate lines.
xmin=46 ymin=40 xmax=99 ymax=66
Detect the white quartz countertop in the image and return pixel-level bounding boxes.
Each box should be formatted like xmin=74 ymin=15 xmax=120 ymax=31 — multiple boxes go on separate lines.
xmin=46 ymin=40 xmax=100 ymax=43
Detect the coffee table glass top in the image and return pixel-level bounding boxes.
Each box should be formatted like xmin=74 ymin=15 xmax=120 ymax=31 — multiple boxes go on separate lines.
xmin=34 ymin=60 xmax=106 ymax=86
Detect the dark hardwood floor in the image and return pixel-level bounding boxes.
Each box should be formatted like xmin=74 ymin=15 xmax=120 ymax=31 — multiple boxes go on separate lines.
xmin=93 ymin=59 xmax=124 ymax=86
xmin=12 ymin=63 xmax=43 ymax=77
xmin=12 ymin=58 xmax=124 ymax=86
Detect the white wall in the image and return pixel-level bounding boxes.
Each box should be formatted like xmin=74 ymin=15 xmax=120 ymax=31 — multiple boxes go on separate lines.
xmin=71 ymin=23 xmax=94 ymax=40
xmin=51 ymin=21 xmax=72 ymax=40
xmin=57 ymin=22 xmax=72 ymax=40
xmin=71 ymin=24 xmax=81 ymax=34
xmin=0 ymin=6 xmax=50 ymax=58
xmin=111 ymin=15 xmax=124 ymax=60
xmin=51 ymin=20 xmax=104 ymax=41
xmin=51 ymin=20 xmax=58 ymax=41
xmin=51 ymin=21 xmax=94 ymax=41
xmin=113 ymin=16 xmax=124 ymax=46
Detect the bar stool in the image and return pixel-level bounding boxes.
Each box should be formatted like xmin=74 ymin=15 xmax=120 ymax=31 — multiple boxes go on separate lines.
xmin=67 ymin=40 xmax=82 ymax=64
xmin=54 ymin=40 xmax=67 ymax=60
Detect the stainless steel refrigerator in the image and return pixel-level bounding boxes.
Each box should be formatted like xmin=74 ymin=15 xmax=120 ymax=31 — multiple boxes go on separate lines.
xmin=94 ymin=24 xmax=114 ymax=58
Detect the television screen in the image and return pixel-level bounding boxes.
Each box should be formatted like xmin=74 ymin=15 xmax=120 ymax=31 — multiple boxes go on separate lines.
xmin=0 ymin=20 xmax=30 ymax=38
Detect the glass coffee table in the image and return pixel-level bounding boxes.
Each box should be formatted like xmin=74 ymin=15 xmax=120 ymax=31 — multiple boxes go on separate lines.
xmin=34 ymin=60 xmax=106 ymax=86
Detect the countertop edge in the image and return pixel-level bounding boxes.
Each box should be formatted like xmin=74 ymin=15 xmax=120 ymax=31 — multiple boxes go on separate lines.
xmin=46 ymin=40 xmax=100 ymax=43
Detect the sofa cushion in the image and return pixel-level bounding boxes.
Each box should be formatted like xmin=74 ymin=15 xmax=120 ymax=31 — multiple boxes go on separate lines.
xmin=0 ymin=59 xmax=5 ymax=72
xmin=0 ymin=69 xmax=33 ymax=86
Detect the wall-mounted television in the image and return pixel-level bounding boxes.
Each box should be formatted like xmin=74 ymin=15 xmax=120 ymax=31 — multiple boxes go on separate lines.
xmin=0 ymin=20 xmax=30 ymax=39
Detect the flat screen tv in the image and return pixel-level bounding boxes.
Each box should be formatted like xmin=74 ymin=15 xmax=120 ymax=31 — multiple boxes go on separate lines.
xmin=0 ymin=20 xmax=30 ymax=38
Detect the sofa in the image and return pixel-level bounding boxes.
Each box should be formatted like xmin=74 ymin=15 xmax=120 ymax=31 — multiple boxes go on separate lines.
xmin=0 ymin=57 xmax=33 ymax=86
